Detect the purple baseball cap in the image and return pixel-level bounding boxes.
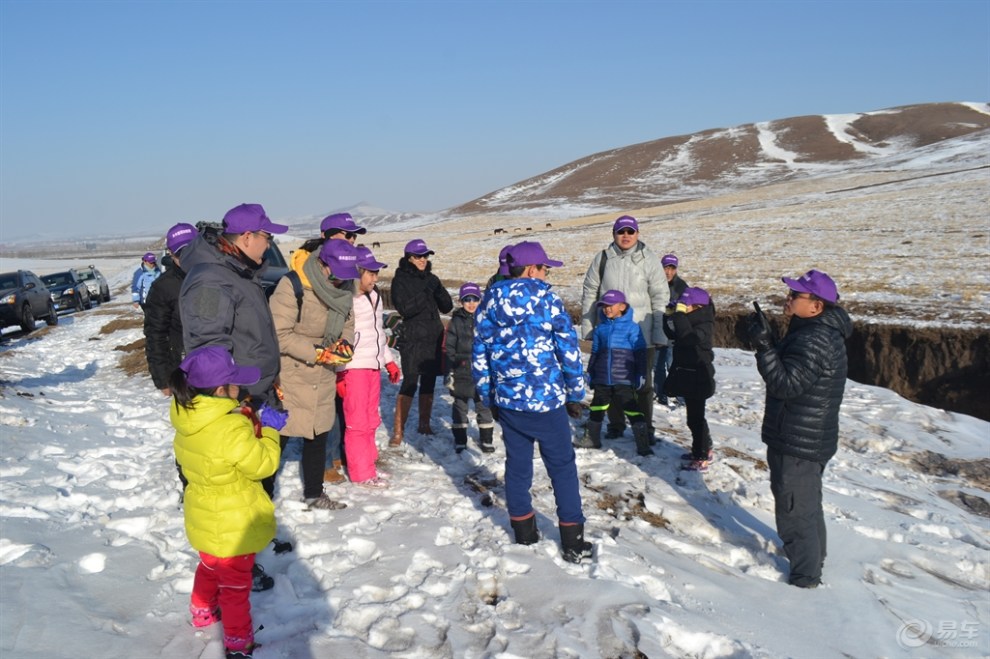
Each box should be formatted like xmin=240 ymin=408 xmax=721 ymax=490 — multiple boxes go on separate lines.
xmin=661 ymin=254 xmax=679 ymax=267
xmin=782 ymin=269 xmax=839 ymax=304
xmin=497 ymin=244 xmax=513 ymax=276
xmin=506 ymin=241 xmax=563 ymax=268
xmin=678 ymin=287 xmax=711 ymax=307
xmin=179 ymin=346 xmax=261 ymax=389
xmin=222 ymin=203 xmax=289 ymax=235
xmin=612 ymin=215 xmax=639 ymax=233
xmin=458 ymin=282 xmax=482 ymax=300
xmin=355 ymin=245 xmax=387 ymax=271
xmin=166 ymin=223 xmax=197 ymax=255
xmin=142 ymin=252 xmax=157 ymax=264
xmin=320 ymin=212 xmax=367 ymax=235
xmin=596 ymin=289 xmax=627 ymax=307
xmin=319 ymin=239 xmax=361 ymax=280
xmin=404 ymin=239 xmax=434 ymax=256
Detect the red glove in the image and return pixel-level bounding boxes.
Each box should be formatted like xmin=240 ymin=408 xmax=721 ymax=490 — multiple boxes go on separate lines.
xmin=386 ymin=361 xmax=401 ymax=384
xmin=336 ymin=371 xmax=347 ymax=398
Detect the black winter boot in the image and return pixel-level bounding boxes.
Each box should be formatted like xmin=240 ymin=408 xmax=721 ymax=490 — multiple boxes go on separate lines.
xmin=573 ymin=420 xmax=602 ymax=449
xmin=479 ymin=426 xmax=495 ymax=453
xmin=510 ymin=514 xmax=540 ymax=545
xmin=452 ymin=427 xmax=468 ymax=453
xmin=632 ymin=423 xmax=654 ymax=456
xmin=559 ymin=523 xmax=593 ymax=563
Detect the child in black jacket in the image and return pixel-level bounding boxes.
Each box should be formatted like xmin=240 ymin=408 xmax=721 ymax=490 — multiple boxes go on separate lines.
xmin=662 ymin=287 xmax=716 ymax=471
xmin=444 ymin=283 xmax=495 ymax=453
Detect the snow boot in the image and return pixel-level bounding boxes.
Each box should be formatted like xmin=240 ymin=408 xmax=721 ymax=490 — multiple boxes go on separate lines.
xmin=632 ymin=423 xmax=654 ymax=456
xmin=573 ymin=420 xmax=602 ymax=449
xmin=390 ymin=394 xmax=413 ymax=446
xmin=604 ymin=424 xmax=625 ymax=439
xmin=559 ymin=523 xmax=593 ymax=564
xmin=251 ymin=563 xmax=274 ymax=592
xmin=479 ymin=426 xmax=495 ymax=453
xmin=417 ymin=394 xmax=435 ymax=434
xmin=306 ymin=493 xmax=347 ymax=510
xmin=452 ymin=427 xmax=468 ymax=453
xmin=324 ymin=459 xmax=346 ymax=485
xmin=190 ymin=603 xmax=221 ymax=628
xmin=510 ymin=514 xmax=540 ymax=545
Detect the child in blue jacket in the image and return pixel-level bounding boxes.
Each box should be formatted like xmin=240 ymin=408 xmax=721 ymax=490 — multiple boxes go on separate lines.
xmin=574 ymin=290 xmax=650 ymax=455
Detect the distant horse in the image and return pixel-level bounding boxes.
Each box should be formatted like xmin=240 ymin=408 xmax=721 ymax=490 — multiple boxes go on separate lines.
xmin=545 ymin=223 xmax=552 ymax=228
xmin=526 ymin=227 xmax=532 ymax=232
xmin=372 ymin=241 xmax=381 ymax=249
xmin=493 ymin=228 xmax=505 ymax=235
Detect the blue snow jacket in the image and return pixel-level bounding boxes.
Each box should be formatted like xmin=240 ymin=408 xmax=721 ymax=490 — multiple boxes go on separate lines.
xmin=131 ymin=264 xmax=161 ymax=305
xmin=587 ymin=305 xmax=647 ymax=387
xmin=472 ymin=278 xmax=585 ymax=412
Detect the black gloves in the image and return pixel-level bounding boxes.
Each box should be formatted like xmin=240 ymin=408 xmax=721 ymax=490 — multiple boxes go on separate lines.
xmin=565 ymin=402 xmax=583 ymax=419
xmin=745 ymin=313 xmax=774 ymax=353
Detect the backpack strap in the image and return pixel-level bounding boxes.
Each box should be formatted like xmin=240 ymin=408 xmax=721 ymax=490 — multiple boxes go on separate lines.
xmin=285 ymin=270 xmax=304 ymax=322
xmin=593 ymin=249 xmax=608 ymax=326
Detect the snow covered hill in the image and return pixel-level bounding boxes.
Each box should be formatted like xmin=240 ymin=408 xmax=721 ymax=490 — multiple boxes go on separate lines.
xmin=0 ymin=284 xmax=987 ymax=658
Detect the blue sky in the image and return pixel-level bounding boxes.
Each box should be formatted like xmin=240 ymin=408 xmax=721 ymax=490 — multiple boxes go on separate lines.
xmin=1 ymin=0 xmax=987 ymax=239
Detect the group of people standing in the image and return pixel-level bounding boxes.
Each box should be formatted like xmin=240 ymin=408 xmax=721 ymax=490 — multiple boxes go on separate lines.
xmin=142 ymin=205 xmax=851 ymax=658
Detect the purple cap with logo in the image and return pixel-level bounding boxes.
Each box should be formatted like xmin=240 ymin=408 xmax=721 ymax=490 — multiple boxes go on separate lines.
xmin=506 ymin=241 xmax=563 ymax=268
xmin=458 ymin=282 xmax=482 ymax=300
xmin=179 ymin=345 xmax=261 ymax=389
xmin=596 ymin=289 xmax=627 ymax=307
xmin=355 ymin=245 xmax=387 ymax=271
xmin=661 ymin=254 xmax=678 ymax=267
xmin=404 ymin=239 xmax=435 ymax=256
xmin=612 ymin=215 xmax=639 ymax=233
xmin=319 ymin=239 xmax=361 ymax=280
xmin=782 ymin=269 xmax=839 ymax=304
xmin=166 ymin=223 xmax=197 ymax=255
xmin=222 ymin=203 xmax=289 ymax=235
xmin=320 ymin=212 xmax=366 ymax=235
xmin=497 ymin=244 xmax=513 ymax=276
xmin=678 ymin=287 xmax=711 ymax=307
xmin=142 ymin=252 xmax=157 ymax=264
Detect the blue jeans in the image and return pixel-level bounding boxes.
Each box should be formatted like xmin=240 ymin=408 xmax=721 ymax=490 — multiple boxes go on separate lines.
xmin=653 ymin=343 xmax=674 ymax=399
xmin=497 ymin=406 xmax=585 ymax=524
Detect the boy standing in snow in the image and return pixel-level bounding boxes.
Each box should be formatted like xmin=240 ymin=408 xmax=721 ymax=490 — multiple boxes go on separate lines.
xmin=746 ymin=269 xmax=852 ymax=589
xmin=472 ymin=241 xmax=592 ymax=563
xmin=662 ymin=287 xmax=717 ymax=471
xmin=574 ymin=290 xmax=650 ymax=456
xmin=131 ymin=252 xmax=161 ymax=312
xmin=169 ymin=346 xmax=285 ymax=659
xmin=445 ymin=282 xmax=495 ymax=454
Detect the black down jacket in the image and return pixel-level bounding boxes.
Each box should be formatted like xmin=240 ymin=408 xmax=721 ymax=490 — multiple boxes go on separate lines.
xmin=390 ymin=258 xmax=454 ymax=370
xmin=662 ymin=303 xmax=716 ymax=399
xmin=444 ymin=307 xmax=477 ymax=399
xmin=143 ymin=264 xmax=186 ymax=390
xmin=756 ymin=305 xmax=853 ymax=463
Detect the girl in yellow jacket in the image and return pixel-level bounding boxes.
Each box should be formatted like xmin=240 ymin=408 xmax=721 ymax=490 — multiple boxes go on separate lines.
xmin=170 ymin=346 xmax=285 ymax=659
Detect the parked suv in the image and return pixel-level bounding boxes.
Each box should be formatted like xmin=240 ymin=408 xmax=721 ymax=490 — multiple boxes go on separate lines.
xmin=76 ymin=265 xmax=111 ymax=303
xmin=41 ymin=270 xmax=92 ymax=312
xmin=0 ymin=270 xmax=58 ymax=332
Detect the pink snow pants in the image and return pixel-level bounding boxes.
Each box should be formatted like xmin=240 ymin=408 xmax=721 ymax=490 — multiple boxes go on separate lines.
xmin=342 ymin=369 xmax=383 ymax=482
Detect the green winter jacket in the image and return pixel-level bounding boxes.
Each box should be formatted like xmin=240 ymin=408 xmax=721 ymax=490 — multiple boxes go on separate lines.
xmin=171 ymin=395 xmax=280 ymax=557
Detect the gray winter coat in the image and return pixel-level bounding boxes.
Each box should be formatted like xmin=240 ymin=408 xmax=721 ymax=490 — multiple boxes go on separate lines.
xmin=580 ymin=241 xmax=670 ymax=345
xmin=756 ymin=305 xmax=853 ymax=463
xmin=179 ymin=234 xmax=281 ymax=403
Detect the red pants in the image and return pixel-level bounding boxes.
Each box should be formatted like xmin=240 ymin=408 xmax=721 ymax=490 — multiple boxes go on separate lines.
xmin=342 ymin=369 xmax=382 ymax=482
xmin=190 ymin=552 xmax=255 ymax=651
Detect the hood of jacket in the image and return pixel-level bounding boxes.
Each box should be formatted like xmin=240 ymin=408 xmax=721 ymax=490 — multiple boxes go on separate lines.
xmin=788 ymin=304 xmax=853 ymax=340
xmin=180 ymin=233 xmax=267 ymax=283
xmin=395 ymin=257 xmax=433 ymax=278
xmin=169 ymin=395 xmax=241 ymax=437
xmin=597 ymin=303 xmax=637 ymax=327
xmin=484 ymin=278 xmax=557 ymax=329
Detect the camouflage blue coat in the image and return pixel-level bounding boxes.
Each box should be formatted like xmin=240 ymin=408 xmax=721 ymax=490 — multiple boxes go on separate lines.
xmin=472 ymin=278 xmax=585 ymax=412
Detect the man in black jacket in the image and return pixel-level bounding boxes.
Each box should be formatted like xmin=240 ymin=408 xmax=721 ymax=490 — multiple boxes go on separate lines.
xmin=747 ymin=269 xmax=852 ymax=588
xmin=144 ymin=223 xmax=197 ymax=396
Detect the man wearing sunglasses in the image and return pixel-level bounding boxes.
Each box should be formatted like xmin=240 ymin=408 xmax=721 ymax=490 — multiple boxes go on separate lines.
xmin=746 ymin=269 xmax=852 ymax=589
xmin=580 ymin=215 xmax=669 ymax=444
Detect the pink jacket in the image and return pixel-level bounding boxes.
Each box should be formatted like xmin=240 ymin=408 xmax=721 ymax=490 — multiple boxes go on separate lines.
xmin=343 ymin=287 xmax=396 ymax=372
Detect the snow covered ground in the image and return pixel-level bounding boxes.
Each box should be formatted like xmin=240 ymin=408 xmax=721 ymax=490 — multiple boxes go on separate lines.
xmin=1 ymin=260 xmax=987 ymax=658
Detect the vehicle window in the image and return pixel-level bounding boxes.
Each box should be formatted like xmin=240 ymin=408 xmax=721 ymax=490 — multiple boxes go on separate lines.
xmin=0 ymin=275 xmax=17 ymax=289
xmin=264 ymin=244 xmax=287 ymax=268
xmin=42 ymin=273 xmax=72 ymax=286
xmin=78 ymin=271 xmax=94 ymax=282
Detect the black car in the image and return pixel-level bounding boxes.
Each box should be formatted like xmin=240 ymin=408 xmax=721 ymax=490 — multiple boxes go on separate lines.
xmin=41 ymin=270 xmax=92 ymax=313
xmin=76 ymin=265 xmax=111 ymax=303
xmin=0 ymin=270 xmax=58 ymax=333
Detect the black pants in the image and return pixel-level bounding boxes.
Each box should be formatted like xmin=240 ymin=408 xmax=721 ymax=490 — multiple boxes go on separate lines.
xmin=398 ymin=340 xmax=440 ymax=397
xmin=262 ymin=432 xmax=328 ymax=500
xmin=767 ymin=447 xmax=828 ymax=587
xmin=608 ymin=347 xmax=656 ymax=434
xmin=589 ymin=384 xmax=643 ymax=426
xmin=684 ymin=397 xmax=711 ymax=458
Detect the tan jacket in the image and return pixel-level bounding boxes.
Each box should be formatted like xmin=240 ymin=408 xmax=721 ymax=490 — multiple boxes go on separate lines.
xmin=270 ymin=253 xmax=354 ymax=439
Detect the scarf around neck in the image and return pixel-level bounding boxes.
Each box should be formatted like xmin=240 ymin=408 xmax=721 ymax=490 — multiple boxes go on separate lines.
xmin=302 ymin=250 xmax=353 ymax=346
